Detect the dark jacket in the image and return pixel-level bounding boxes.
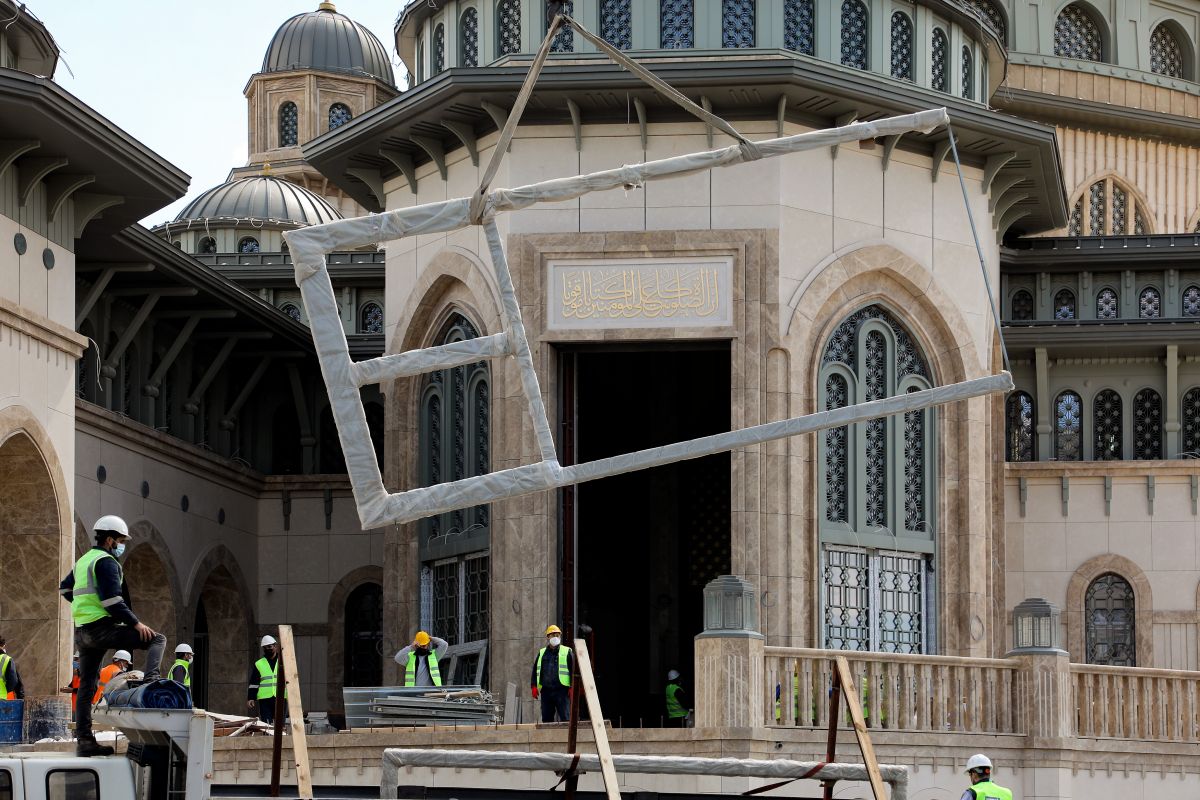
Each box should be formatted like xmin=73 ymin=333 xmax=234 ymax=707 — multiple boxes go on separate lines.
xmin=1 ymin=654 xmax=23 ymax=699
xmin=530 ymin=645 xmax=574 ymax=692
xmin=58 ymin=547 xmax=139 ymax=627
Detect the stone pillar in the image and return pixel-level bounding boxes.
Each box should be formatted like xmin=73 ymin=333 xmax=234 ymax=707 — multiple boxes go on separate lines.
xmin=694 ymin=575 xmax=764 ymax=729
xmin=1166 ymin=344 xmax=1180 ymax=458
xmin=1012 ymin=649 xmax=1073 ymax=745
xmin=1034 ymin=348 xmax=1051 ymax=458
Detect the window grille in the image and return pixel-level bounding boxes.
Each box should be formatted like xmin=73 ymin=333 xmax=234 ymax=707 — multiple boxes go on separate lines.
xmin=1111 ymin=185 xmax=1127 ymax=234
xmin=722 ymin=0 xmax=755 ymax=48
xmin=1183 ymin=387 xmax=1200 ymax=454
xmin=823 ymin=546 xmax=871 ymax=650
xmin=824 ymin=374 xmax=849 ymax=523
xmin=198 ymin=237 xmax=217 ymax=254
xmin=1134 ymin=208 xmax=1147 ymax=235
xmin=930 ymin=28 xmax=948 ymax=91
xmin=1150 ymin=24 xmax=1185 ymax=78
xmin=959 ymin=0 xmax=1005 ymax=41
xmin=423 ymin=553 xmax=490 ymax=654
xmin=785 ymin=0 xmax=816 ymax=55
xmin=1005 ymin=391 xmax=1034 ymax=462
xmin=1087 ymin=181 xmax=1105 ymax=235
xmin=661 ymin=0 xmax=695 ymax=48
xmin=280 ymin=303 xmax=302 ymax=323
xmin=461 ymin=8 xmax=479 ymax=66
xmin=600 ymin=0 xmax=632 ymax=49
xmin=840 ymin=0 xmax=869 ymax=70
xmin=890 ymin=12 xmax=913 ymax=81
xmin=1010 ymin=289 xmax=1033 ymax=320
xmin=1085 ymin=573 xmax=1135 ymax=666
xmin=1054 ymin=390 xmax=1082 ymax=460
xmin=1054 ymin=3 xmax=1103 ymax=61
xmin=1067 ymin=200 xmax=1083 ymax=236
xmin=823 ymin=546 xmax=927 ymax=653
xmin=1093 ymin=389 xmax=1121 ymax=460
xmin=961 ymin=45 xmax=973 ymax=99
xmin=238 ymin=236 xmax=260 ymax=254
xmin=497 ymin=0 xmax=522 ymax=55
xmin=463 ymin=554 xmax=490 ymax=642
xmin=360 ymin=302 xmax=383 ymax=334
xmin=1132 ymin=388 xmax=1162 ymax=459
xmin=550 ymin=0 xmax=574 ymax=52
xmin=1054 ymin=289 xmax=1075 ymax=320
xmin=1095 ymin=288 xmax=1118 ymax=319
xmin=864 ymin=330 xmax=888 ymax=527
xmin=1139 ymin=287 xmax=1161 ymax=318
xmin=279 ymin=102 xmax=298 ymax=147
xmin=903 ymin=387 xmax=925 ymax=531
xmin=328 ymin=103 xmax=352 ymax=131
xmin=432 ymin=559 xmax=460 ymax=644
xmin=1183 ymin=286 xmax=1200 ymax=317
xmin=1074 ymin=178 xmax=1150 ymax=235
xmin=433 ymin=23 xmax=446 ymax=73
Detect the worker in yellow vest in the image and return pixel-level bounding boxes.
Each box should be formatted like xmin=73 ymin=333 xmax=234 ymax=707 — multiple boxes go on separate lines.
xmin=393 ymin=631 xmax=448 ymax=687
xmin=247 ymin=635 xmax=285 ymax=723
xmin=170 ymin=644 xmax=193 ymax=699
xmin=529 ymin=624 xmax=574 ymax=722
xmin=664 ymin=669 xmax=690 ymax=727
xmin=0 ymin=635 xmax=24 ymax=701
xmin=92 ymin=650 xmax=131 ymax=704
xmin=960 ymin=754 xmax=1012 ymax=800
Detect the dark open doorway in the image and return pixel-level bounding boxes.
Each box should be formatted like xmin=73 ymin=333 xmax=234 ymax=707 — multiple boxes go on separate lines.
xmin=561 ymin=344 xmax=731 ymax=725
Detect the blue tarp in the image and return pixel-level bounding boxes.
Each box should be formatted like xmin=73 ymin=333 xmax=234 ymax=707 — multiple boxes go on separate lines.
xmin=104 ymin=679 xmax=192 ymax=709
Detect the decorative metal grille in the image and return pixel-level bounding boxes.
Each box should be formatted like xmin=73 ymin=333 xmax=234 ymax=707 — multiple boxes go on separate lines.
xmin=460 ymin=8 xmax=479 ymax=66
xmin=824 ymin=546 xmax=926 ymax=653
xmin=722 ymin=0 xmax=755 ymax=48
xmin=785 ymin=0 xmax=816 ymax=55
xmin=1005 ymin=391 xmax=1034 ymax=462
xmin=903 ymin=387 xmax=924 ymax=532
xmin=822 ymin=305 xmax=928 ymax=379
xmin=600 ymin=0 xmax=632 ymax=49
xmin=279 ymin=102 xmax=298 ymax=147
xmin=1132 ymin=388 xmax=1162 ymax=459
xmin=931 ymin=29 xmax=948 ymax=92
xmin=1054 ymin=289 xmax=1076 ymax=320
xmin=1054 ymin=4 xmax=1103 ymax=61
xmin=1183 ymin=387 xmax=1200 ymax=454
xmin=1139 ymin=287 xmax=1161 ymax=318
xmin=1184 ymin=286 xmax=1200 ymax=317
xmin=864 ymin=331 xmax=888 ymax=528
xmin=823 ymin=547 xmax=871 ymax=650
xmin=280 ymin=303 xmax=301 ymax=323
xmin=433 ymin=23 xmax=446 ymax=73
xmin=1010 ymin=289 xmax=1034 ymax=320
xmin=1055 ymin=390 xmax=1082 ymax=461
xmin=825 ymin=374 xmax=849 ymax=523
xmin=1068 ymin=200 xmax=1083 ymax=236
xmin=1134 ymin=208 xmax=1148 ymax=235
xmin=198 ymin=237 xmax=216 ymax=254
xmin=427 ymin=392 xmax=442 ymax=537
xmin=464 ymin=554 xmax=489 ymax=642
xmin=1085 ymin=573 xmax=1135 ymax=666
xmin=360 ymin=302 xmax=383 ymax=334
xmin=877 ymin=551 xmax=923 ymax=653
xmin=661 ymin=0 xmax=695 ymax=49
xmin=840 ymin=0 xmax=869 ymax=70
xmin=497 ymin=0 xmax=522 ymax=55
xmin=1111 ymin=185 xmax=1127 ymax=234
xmin=328 ymin=103 xmax=352 ymax=131
xmin=452 ymin=361 xmax=467 ymax=531
xmin=1093 ymin=389 xmax=1122 ymax=460
xmin=239 ymin=237 xmax=260 ymax=254
xmin=432 ymin=560 xmax=460 ymax=644
xmin=959 ymin=0 xmax=1005 ymax=41
xmin=890 ymin=12 xmax=913 ymax=81
xmin=961 ymin=45 xmax=973 ymax=99
xmin=474 ymin=380 xmax=490 ymax=527
xmin=551 ymin=0 xmax=574 ymax=52
xmin=1096 ymin=288 xmax=1118 ymax=319
xmin=1150 ymin=24 xmax=1185 ymax=78
xmin=1087 ymin=181 xmax=1105 ymax=234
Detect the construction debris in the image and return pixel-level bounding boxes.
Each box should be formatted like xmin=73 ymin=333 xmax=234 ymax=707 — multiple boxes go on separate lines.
xmin=343 ymin=686 xmax=500 ymax=729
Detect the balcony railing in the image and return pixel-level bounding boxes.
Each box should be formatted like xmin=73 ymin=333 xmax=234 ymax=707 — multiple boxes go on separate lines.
xmin=1072 ymin=662 xmax=1200 ymax=741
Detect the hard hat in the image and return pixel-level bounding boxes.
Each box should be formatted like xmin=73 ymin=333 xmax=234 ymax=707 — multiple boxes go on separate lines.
xmin=113 ymin=650 xmax=132 ymax=662
xmin=175 ymin=644 xmax=193 ymax=655
xmin=93 ymin=515 xmax=130 ymax=538
xmin=414 ymin=631 xmax=431 ymax=647
xmin=667 ymin=669 xmax=680 ymax=681
xmin=965 ymin=754 xmax=992 ymax=773
xmin=545 ymin=624 xmax=562 ymax=636
xmin=261 ymin=635 xmax=277 ymax=647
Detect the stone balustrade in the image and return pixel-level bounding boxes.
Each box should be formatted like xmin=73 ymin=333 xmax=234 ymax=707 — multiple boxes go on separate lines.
xmin=1072 ymin=662 xmax=1200 ymax=741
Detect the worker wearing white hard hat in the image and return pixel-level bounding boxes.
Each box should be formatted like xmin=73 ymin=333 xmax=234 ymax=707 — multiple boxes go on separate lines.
xmin=665 ymin=669 xmax=690 ymax=727
xmin=170 ymin=644 xmax=194 ymax=697
xmin=92 ymin=650 xmax=133 ymax=705
xmin=60 ymin=515 xmax=165 ymax=757
xmin=248 ymin=633 xmax=284 ymax=723
xmin=961 ymin=754 xmax=1011 ymax=800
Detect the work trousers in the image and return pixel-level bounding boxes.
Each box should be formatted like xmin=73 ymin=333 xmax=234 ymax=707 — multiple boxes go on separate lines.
xmin=75 ymin=619 xmax=166 ymax=739
xmin=540 ymin=688 xmax=570 ymax=722
xmin=258 ymin=697 xmax=277 ymax=724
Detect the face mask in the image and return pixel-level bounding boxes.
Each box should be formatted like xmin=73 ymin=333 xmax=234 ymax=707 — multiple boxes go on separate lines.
xmin=549 ymin=636 xmax=561 ymax=647
xmin=113 ymin=543 xmax=126 ymax=558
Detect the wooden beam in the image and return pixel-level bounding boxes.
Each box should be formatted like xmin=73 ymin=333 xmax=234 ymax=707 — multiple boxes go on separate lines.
xmin=411 ymin=135 xmax=448 ymax=180
xmin=46 ymin=174 xmax=96 ymax=222
xmin=833 ymin=657 xmax=887 ymax=800
xmin=17 ymin=156 xmax=68 ymax=206
xmin=574 ymin=639 xmax=620 ymax=800
xmin=442 ymin=120 xmax=479 ymax=166
xmin=0 ymin=140 xmax=39 ymax=182
xmin=277 ymin=625 xmax=314 ymax=800
xmin=72 ymin=193 xmax=123 ymax=238
xmin=379 ymin=149 xmax=418 ymax=193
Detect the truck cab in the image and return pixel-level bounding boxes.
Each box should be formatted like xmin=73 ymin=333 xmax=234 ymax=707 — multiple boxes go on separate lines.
xmin=0 ymin=752 xmax=134 ymax=800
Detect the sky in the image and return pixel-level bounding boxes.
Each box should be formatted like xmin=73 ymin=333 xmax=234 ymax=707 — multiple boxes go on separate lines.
xmin=31 ymin=1 xmax=408 ymax=226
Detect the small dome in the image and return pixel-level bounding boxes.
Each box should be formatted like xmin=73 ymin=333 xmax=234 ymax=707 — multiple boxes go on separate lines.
xmin=262 ymin=2 xmax=394 ymax=86
xmin=174 ymin=176 xmax=342 ymax=227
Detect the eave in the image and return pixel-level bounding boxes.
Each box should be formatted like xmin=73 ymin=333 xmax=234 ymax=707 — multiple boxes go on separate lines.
xmin=992 ymin=86 xmax=1200 ymax=145
xmin=1002 ymin=234 xmax=1200 ymax=272
xmin=1002 ymin=319 xmax=1200 ymax=356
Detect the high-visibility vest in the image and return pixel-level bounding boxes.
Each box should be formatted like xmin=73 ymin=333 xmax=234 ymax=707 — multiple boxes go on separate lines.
xmin=172 ymin=659 xmax=191 ymax=687
xmin=0 ymin=654 xmax=11 ymax=700
xmin=71 ymin=549 xmax=121 ymax=626
xmin=535 ymin=646 xmax=571 ymax=690
xmin=665 ymin=682 xmax=687 ymax=719
xmin=254 ymin=658 xmax=280 ymax=700
xmin=93 ymin=663 xmax=124 ymax=703
xmin=969 ymin=781 xmax=1012 ymax=800
xmin=403 ymin=650 xmax=441 ymax=687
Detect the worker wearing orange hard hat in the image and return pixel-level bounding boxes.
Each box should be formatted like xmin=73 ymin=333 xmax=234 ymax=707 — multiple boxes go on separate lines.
xmin=394 ymin=630 xmax=448 ymax=687
xmin=530 ymin=624 xmax=574 ymax=722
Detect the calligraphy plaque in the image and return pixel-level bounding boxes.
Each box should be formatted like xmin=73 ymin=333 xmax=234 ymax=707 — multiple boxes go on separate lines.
xmin=547 ymin=256 xmax=733 ymax=330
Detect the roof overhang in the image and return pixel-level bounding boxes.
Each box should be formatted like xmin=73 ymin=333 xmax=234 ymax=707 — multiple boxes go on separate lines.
xmin=993 ymin=86 xmax=1200 ymax=144
xmin=303 ymin=55 xmax=1066 ymax=235
xmin=1003 ymin=320 xmax=1200 ymax=358
xmin=1003 ymin=233 xmax=1200 ymax=271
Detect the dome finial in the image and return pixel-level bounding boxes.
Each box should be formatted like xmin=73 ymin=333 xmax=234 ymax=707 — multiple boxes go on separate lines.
xmin=262 ymin=162 xmax=273 ymax=176
xmin=318 ymin=1 xmax=336 ymax=11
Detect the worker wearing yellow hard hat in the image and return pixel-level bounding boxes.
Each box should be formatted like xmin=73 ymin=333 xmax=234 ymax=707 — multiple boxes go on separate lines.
xmin=530 ymin=624 xmax=574 ymax=722
xmin=394 ymin=630 xmax=448 ymax=687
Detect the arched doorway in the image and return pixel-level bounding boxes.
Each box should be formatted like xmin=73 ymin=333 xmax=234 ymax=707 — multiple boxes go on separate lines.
xmin=190 ymin=560 xmax=250 ymax=713
xmin=123 ymin=542 xmax=180 ymax=653
xmin=344 ymin=583 xmax=383 ymax=688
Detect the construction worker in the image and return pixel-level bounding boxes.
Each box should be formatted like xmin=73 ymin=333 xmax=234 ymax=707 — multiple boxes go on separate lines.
xmin=664 ymin=669 xmax=689 ymax=727
xmin=530 ymin=624 xmax=573 ymax=723
xmin=92 ymin=650 xmax=132 ymax=704
xmin=247 ymin=635 xmax=283 ymax=723
xmin=961 ymin=754 xmax=1012 ymax=800
xmin=393 ymin=631 xmax=448 ymax=687
xmin=170 ymin=644 xmax=193 ymax=687
xmin=60 ymin=653 xmax=80 ymax=711
xmin=60 ymin=515 xmax=167 ymax=757
xmin=0 ymin=635 xmax=24 ymax=700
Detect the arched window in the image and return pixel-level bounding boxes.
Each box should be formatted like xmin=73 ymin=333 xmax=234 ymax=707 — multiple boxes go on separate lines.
xmin=1054 ymin=3 xmax=1104 ymax=61
xmin=279 ymin=101 xmax=298 ymax=147
xmin=1139 ymin=287 xmax=1161 ymax=318
xmin=1054 ymin=288 xmax=1076 ymax=320
xmin=344 ymin=583 xmax=383 ymax=687
xmin=819 ymin=305 xmax=932 ymax=654
xmin=1182 ymin=387 xmax=1200 ymax=455
xmin=433 ymin=23 xmax=445 ymax=74
xmin=1183 ymin=286 xmax=1200 ymax=317
xmin=600 ymin=0 xmax=632 ymax=49
xmin=279 ymin=303 xmax=302 ymax=323
xmin=1093 ymin=389 xmax=1121 ymax=460
xmin=1085 ymin=573 xmax=1135 ymax=666
xmin=785 ymin=0 xmax=815 ymax=54
xmin=1005 ymin=391 xmax=1034 ymax=462
xmin=238 ymin=236 xmax=260 ymax=254
xmin=460 ymin=8 xmax=479 ymax=66
xmin=890 ymin=12 xmax=913 ymax=81
xmin=961 ymin=45 xmax=973 ymax=99
xmin=497 ymin=0 xmax=522 ymax=55
xmin=1095 ymin=287 xmax=1118 ymax=319
xmin=661 ymin=0 xmax=695 ymax=49
xmin=960 ymin=0 xmax=1005 ymax=42
xmin=1010 ymin=289 xmax=1034 ymax=320
xmin=197 ymin=236 xmax=217 ymax=254
xmin=328 ymin=103 xmax=352 ymax=131
xmin=359 ymin=301 xmax=383 ymax=334
xmin=840 ymin=0 xmax=869 ymax=69
xmin=1054 ymin=390 xmax=1082 ymax=460
xmin=722 ymin=0 xmax=755 ymax=48
xmin=550 ymin=0 xmax=574 ymax=52
xmin=931 ymin=28 xmax=948 ymax=91
xmin=1150 ymin=23 xmax=1185 ymax=79
xmin=1132 ymin=388 xmax=1162 ymax=459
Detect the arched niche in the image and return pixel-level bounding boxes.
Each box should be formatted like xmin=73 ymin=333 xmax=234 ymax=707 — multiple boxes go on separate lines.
xmin=184 ymin=546 xmax=254 ymax=713
xmin=1066 ymin=554 xmax=1153 ymax=667
xmin=123 ymin=521 xmax=184 ymax=652
xmin=325 ymin=565 xmax=384 ymax=718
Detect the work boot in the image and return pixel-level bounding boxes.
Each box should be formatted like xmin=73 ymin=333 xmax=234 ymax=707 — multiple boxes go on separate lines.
xmin=76 ymin=738 xmax=114 ymax=758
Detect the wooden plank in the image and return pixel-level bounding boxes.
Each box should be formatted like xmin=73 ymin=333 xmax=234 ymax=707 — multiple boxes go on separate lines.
xmin=834 ymin=656 xmax=888 ymax=800
xmin=277 ymin=625 xmax=314 ymax=800
xmin=574 ymin=639 xmax=621 ymax=800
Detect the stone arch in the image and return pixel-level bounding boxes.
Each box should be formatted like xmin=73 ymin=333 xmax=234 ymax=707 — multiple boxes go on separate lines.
xmin=1148 ymin=15 xmax=1194 ymax=80
xmin=1067 ymin=171 xmax=1156 ymax=234
xmin=0 ymin=405 xmax=74 ymax=695
xmin=123 ymin=521 xmax=184 ymax=652
xmin=1066 ymin=554 xmax=1153 ymax=667
xmin=74 ymin=516 xmax=90 ymax=559
xmin=325 ymin=565 xmax=385 ymax=717
xmin=183 ymin=545 xmax=254 ymax=713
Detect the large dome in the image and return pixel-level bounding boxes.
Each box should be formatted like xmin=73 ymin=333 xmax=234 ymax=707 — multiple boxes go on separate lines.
xmin=262 ymin=2 xmax=394 ymax=86
xmin=174 ymin=176 xmax=342 ymax=227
